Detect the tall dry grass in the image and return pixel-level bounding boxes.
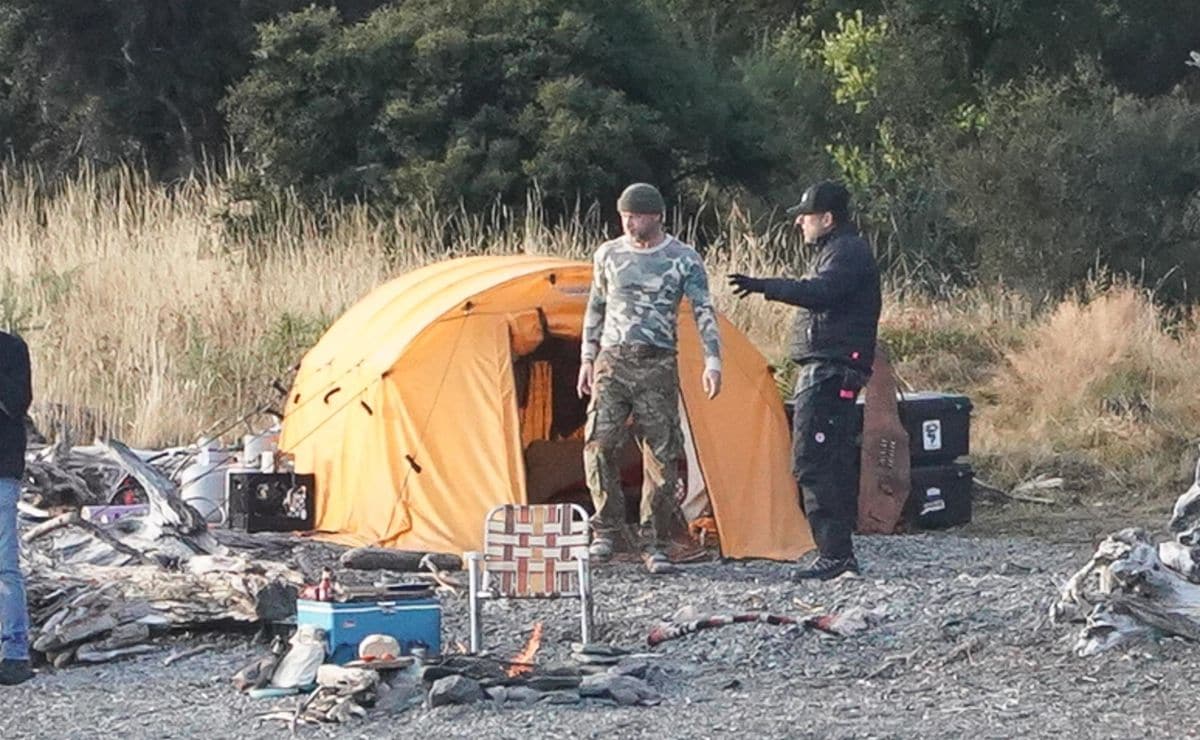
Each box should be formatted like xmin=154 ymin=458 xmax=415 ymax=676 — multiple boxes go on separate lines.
xmin=3 ymin=167 xmax=1200 ymax=500
xmin=977 ymin=283 xmax=1200 ymax=497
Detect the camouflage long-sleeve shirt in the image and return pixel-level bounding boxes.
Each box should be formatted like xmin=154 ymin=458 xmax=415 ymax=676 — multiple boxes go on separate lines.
xmin=581 ymin=235 xmax=722 ymax=371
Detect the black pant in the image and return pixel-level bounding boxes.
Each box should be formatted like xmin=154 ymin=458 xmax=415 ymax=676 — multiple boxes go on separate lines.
xmin=791 ymin=362 xmax=866 ymax=560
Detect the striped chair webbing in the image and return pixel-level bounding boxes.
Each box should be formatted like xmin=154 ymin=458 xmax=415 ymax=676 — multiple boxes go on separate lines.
xmin=483 ymin=504 xmax=589 ymax=597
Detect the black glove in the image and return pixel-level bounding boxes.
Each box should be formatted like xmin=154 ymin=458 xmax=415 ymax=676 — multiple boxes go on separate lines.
xmin=727 ymin=273 xmax=766 ymax=299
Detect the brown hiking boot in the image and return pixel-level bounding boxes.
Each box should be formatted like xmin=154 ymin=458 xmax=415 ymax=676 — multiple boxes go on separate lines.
xmin=588 ymin=535 xmax=614 ymax=563
xmin=642 ymin=551 xmax=678 ymax=575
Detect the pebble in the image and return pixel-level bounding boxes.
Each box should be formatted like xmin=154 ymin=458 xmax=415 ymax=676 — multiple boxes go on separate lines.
xmin=8 ymin=532 xmax=1200 ymax=737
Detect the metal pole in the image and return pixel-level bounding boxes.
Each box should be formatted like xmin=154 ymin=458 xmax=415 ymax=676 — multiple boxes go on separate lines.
xmin=466 ymin=550 xmax=483 ymax=653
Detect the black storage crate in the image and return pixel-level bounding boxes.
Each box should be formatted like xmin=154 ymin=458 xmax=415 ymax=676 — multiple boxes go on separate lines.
xmin=787 ymin=390 xmax=972 ymax=465
xmin=892 ymin=391 xmax=972 ymax=464
xmin=226 ymin=471 xmax=316 ymax=533
xmin=903 ymin=461 xmax=973 ymax=529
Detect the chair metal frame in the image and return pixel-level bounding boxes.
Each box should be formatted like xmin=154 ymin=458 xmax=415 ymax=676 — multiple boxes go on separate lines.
xmin=465 ymin=503 xmax=593 ymax=653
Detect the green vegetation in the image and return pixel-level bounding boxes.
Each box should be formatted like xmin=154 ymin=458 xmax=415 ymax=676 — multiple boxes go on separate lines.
xmin=5 ymin=2 xmax=1200 ymax=500
xmin=2 ymin=1 xmax=1199 ymax=298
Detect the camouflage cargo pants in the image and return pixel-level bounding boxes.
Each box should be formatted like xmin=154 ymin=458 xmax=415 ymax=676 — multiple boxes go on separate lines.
xmin=584 ymin=345 xmax=682 ymax=554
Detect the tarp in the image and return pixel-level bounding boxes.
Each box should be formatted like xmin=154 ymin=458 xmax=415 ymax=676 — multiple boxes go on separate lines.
xmin=280 ymin=255 xmax=813 ymax=560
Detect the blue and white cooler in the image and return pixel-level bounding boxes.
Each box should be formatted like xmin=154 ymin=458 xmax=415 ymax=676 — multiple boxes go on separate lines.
xmin=296 ymin=586 xmax=442 ymax=665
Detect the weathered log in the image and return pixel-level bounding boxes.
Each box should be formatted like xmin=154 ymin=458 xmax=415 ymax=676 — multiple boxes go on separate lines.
xmin=1055 ymin=527 xmax=1200 ymax=655
xmin=68 ymin=514 xmax=157 ymax=565
xmin=339 ymin=547 xmax=462 ymax=572
xmin=90 ymin=622 xmax=152 ymax=651
xmin=34 ymin=612 xmax=118 ymax=653
xmin=26 ymin=557 xmax=304 ymax=663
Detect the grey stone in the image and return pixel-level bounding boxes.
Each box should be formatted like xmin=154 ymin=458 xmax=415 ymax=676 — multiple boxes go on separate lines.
xmin=609 ymin=658 xmax=651 ymax=679
xmin=503 ymin=686 xmax=542 ymax=704
xmin=427 ymin=675 xmax=484 ymax=708
xmin=571 ymin=642 xmax=629 ymax=657
xmin=539 ymin=690 xmax=582 ymax=705
xmin=539 ymin=661 xmax=583 ymax=677
xmin=579 ymin=673 xmax=659 ymax=704
xmin=610 ymin=687 xmax=641 ymax=706
xmin=526 ymin=675 xmax=581 ymax=691
xmin=571 ymin=652 xmax=621 ymax=665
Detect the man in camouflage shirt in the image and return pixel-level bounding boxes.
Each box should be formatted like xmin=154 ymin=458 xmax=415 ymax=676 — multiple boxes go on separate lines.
xmin=576 ymin=183 xmax=722 ymax=575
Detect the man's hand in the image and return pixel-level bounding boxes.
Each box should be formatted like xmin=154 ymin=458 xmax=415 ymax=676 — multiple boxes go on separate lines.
xmin=577 ymin=361 xmax=595 ymax=398
xmin=727 ymin=273 xmax=766 ymax=299
xmin=702 ymin=369 xmax=722 ymax=400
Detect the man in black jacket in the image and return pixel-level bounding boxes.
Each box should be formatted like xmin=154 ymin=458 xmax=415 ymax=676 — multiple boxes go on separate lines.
xmin=728 ymin=181 xmax=881 ymax=580
xmin=0 ymin=331 xmax=33 ymax=684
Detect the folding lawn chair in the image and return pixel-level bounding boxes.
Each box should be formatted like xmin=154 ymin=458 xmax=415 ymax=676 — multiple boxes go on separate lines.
xmin=465 ymin=503 xmax=594 ymax=653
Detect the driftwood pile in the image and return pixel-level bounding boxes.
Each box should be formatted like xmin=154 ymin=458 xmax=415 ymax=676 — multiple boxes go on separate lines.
xmin=20 ymin=439 xmax=303 ymax=666
xmin=1052 ymin=454 xmax=1200 ymax=655
xmin=27 ymin=556 xmax=301 ymax=666
xmin=22 ymin=436 xmax=191 ymax=511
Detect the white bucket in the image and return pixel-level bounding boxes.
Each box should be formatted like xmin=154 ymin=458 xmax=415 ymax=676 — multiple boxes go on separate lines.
xmin=180 ymin=440 xmax=233 ymax=524
xmin=242 ymin=427 xmax=280 ymax=467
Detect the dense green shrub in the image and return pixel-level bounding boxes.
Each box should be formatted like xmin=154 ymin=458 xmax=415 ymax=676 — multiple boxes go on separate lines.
xmin=223 ymin=1 xmax=770 ymax=212
xmin=942 ymin=73 xmax=1200 ymax=301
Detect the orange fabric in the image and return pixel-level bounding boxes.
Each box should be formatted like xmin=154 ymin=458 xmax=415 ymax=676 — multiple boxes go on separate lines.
xmin=677 ymin=309 xmax=812 ymax=559
xmin=281 ymin=255 xmax=813 ymax=559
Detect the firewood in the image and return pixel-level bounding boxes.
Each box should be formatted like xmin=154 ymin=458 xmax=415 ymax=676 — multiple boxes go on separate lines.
xmin=22 ymin=512 xmax=77 ymax=543
xmin=75 ymin=644 xmax=158 ymax=664
xmin=163 ymin=643 xmax=217 ymax=667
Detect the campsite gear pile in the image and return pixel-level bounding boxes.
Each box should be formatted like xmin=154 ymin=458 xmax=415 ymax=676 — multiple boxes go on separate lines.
xmin=21 ymin=439 xmax=303 ymax=666
xmin=236 ymin=631 xmax=404 ymax=725
xmin=1053 ymin=453 xmax=1200 ymax=655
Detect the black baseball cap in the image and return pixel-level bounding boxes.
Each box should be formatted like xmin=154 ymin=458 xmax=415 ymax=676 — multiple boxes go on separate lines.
xmin=786 ymin=180 xmax=850 ymax=217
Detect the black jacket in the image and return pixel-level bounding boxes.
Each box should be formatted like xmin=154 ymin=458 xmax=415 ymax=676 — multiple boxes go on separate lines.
xmin=761 ymin=224 xmax=881 ymax=372
xmin=0 ymin=332 xmax=32 ymax=480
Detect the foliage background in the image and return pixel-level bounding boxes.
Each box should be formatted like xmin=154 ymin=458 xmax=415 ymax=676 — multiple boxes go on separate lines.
xmin=4 ymin=1 xmax=1200 ymax=501
xmin=3 ymin=0 xmax=1199 ymax=298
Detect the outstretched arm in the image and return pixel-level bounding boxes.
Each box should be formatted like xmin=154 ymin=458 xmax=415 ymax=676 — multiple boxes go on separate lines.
xmin=760 ymin=248 xmax=863 ymax=310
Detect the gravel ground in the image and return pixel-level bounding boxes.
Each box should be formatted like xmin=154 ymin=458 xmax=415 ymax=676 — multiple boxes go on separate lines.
xmin=3 ymin=522 xmax=1195 ymax=739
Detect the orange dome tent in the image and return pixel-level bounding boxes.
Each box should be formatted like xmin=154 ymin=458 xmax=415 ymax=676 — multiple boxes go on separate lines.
xmin=280 ymin=255 xmax=813 ymax=560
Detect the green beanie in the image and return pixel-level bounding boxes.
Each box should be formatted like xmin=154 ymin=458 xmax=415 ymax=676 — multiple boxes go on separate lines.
xmin=617 ymin=183 xmax=665 ymax=214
